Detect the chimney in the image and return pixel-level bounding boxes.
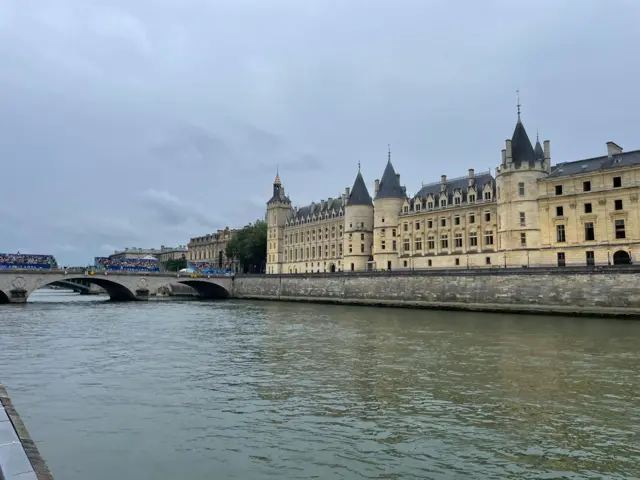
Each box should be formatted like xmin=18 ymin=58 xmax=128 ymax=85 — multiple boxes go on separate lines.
xmin=440 ymin=175 xmax=447 ymax=192
xmin=501 ymin=149 xmax=507 ymax=165
xmin=374 ymin=179 xmax=380 ymax=194
xmin=468 ymin=168 xmax=475 ymax=187
xmin=607 ymin=141 xmax=623 ymax=158
xmin=505 ymin=139 xmax=513 ymax=163
xmin=396 ymin=173 xmax=400 ymax=183
xmin=345 ymin=187 xmax=350 ymax=198
xmin=543 ymin=140 xmax=551 ymax=161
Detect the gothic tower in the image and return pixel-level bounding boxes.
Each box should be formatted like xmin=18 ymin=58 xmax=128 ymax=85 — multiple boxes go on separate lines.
xmin=266 ymin=172 xmax=292 ymax=274
xmin=343 ymin=165 xmax=374 ymax=271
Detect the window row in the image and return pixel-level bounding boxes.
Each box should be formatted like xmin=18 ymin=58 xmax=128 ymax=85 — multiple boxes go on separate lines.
xmin=554 ymin=176 xmax=622 ymax=196
xmin=555 ymin=219 xmax=627 ymax=243
xmin=285 ymin=226 xmax=343 ymax=245
xmin=283 ymin=244 xmax=344 ymax=262
xmin=402 ymin=190 xmax=493 ymax=213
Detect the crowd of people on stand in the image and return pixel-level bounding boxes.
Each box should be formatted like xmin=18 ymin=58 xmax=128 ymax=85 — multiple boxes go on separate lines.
xmin=0 ymin=253 xmax=57 ymax=269
xmin=189 ymin=262 xmax=233 ymax=274
xmin=94 ymin=257 xmax=160 ymax=272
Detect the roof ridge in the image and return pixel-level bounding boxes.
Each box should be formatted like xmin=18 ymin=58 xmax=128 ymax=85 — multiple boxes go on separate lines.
xmin=420 ymin=170 xmax=491 ymax=188
xmin=555 ymin=148 xmax=640 ymax=166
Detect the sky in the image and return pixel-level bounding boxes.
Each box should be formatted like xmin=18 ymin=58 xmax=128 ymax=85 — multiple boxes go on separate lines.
xmin=1 ymin=0 xmax=639 ymax=265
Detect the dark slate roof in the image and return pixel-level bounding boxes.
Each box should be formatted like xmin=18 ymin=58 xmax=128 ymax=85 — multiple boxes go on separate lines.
xmin=511 ymin=121 xmax=537 ymax=166
xmin=347 ymin=170 xmax=373 ymax=206
xmin=291 ymin=197 xmax=343 ymax=220
xmin=414 ymin=171 xmax=495 ymax=203
xmin=375 ymin=161 xmax=406 ymax=200
xmin=534 ymin=140 xmax=544 ymax=160
xmin=548 ymin=149 xmax=640 ymax=178
xmin=267 ymin=187 xmax=291 ymax=204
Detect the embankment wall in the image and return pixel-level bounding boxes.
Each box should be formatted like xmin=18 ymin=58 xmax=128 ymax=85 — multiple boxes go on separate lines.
xmin=231 ymin=266 xmax=640 ymax=318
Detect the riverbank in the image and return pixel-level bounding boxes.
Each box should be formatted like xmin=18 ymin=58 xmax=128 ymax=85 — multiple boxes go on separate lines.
xmin=0 ymin=384 xmax=53 ymax=479
xmin=232 ymin=266 xmax=640 ymax=318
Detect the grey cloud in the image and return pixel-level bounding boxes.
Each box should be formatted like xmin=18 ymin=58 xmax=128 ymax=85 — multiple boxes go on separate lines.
xmin=1 ymin=0 xmax=639 ymax=265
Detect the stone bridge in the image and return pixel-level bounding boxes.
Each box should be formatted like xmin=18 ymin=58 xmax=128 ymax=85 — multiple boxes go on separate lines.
xmin=0 ymin=270 xmax=233 ymax=303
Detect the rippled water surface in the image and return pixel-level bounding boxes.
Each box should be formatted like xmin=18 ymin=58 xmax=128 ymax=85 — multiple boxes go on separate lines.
xmin=1 ymin=291 xmax=640 ymax=479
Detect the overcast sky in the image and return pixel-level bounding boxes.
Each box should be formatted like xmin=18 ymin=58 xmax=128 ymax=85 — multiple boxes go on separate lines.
xmin=1 ymin=0 xmax=639 ymax=265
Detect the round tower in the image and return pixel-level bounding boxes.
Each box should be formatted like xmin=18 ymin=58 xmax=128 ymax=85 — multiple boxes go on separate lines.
xmin=266 ymin=172 xmax=292 ymax=274
xmin=343 ymin=166 xmax=374 ymax=272
xmin=496 ymin=113 xmax=550 ymax=266
xmin=372 ymin=149 xmax=406 ymax=271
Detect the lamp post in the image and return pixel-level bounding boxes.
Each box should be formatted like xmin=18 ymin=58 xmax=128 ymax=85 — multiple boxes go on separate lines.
xmin=607 ymin=249 xmax=611 ymax=266
xmin=526 ymin=250 xmax=530 ymax=268
xmin=503 ymin=252 xmax=507 ymax=268
xmin=466 ymin=254 xmax=469 ymax=269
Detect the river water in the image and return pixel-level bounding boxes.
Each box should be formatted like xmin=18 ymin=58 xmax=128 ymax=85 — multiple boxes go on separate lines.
xmin=1 ymin=291 xmax=639 ymax=479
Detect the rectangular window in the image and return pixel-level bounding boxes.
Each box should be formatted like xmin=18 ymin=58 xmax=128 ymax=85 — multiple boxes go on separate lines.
xmin=427 ymin=236 xmax=435 ymax=250
xmin=348 ymin=244 xmax=353 ymax=253
xmin=520 ymin=232 xmax=527 ymax=247
xmin=415 ymin=239 xmax=422 ymax=250
xmin=519 ymin=212 xmax=526 ymax=226
xmin=583 ymin=181 xmax=591 ymax=192
xmin=392 ymin=229 xmax=396 ymax=237
xmin=454 ymin=216 xmax=460 ymax=225
xmin=469 ymin=232 xmax=478 ymax=247
xmin=615 ymin=219 xmax=626 ymax=239
xmin=403 ymin=223 xmax=408 ymax=232
xmin=519 ymin=182 xmax=525 ymax=196
xmin=469 ymin=214 xmax=475 ymax=224
xmin=381 ymin=241 xmax=386 ymax=250
xmin=555 ymin=185 xmax=563 ymax=195
xmin=584 ymin=222 xmax=595 ymax=241
xmin=350 ymin=263 xmax=355 ymax=271
xmin=455 ymin=258 xmax=460 ymax=266
xmin=584 ymin=203 xmax=592 ymax=214
xmin=613 ymin=176 xmax=622 ymax=188
xmin=441 ymin=235 xmax=449 ymax=249
xmin=361 ymin=233 xmax=365 ymax=240
xmin=484 ymin=191 xmax=491 ymax=200
xmin=416 ymin=204 xmax=421 ymax=211
xmin=615 ymin=199 xmax=623 ymax=210
xmin=485 ymin=256 xmax=491 ymax=265
xmin=454 ymin=197 xmax=461 ymax=205
xmin=484 ymin=212 xmax=491 ymax=222
xmin=469 ymin=195 xmax=475 ymax=203
xmin=557 ymin=252 xmax=566 ymax=267
xmin=455 ymin=234 xmax=463 ymax=248
xmin=556 ymin=224 xmax=566 ymax=243
xmin=415 ymin=221 xmax=421 ymax=230
xmin=403 ymin=206 xmax=409 ymax=213
xmin=484 ymin=230 xmax=494 ymax=246
xmin=441 ymin=217 xmax=446 ymax=227
xmin=556 ymin=206 xmax=564 ymax=217
xmin=360 ymin=244 xmax=364 ymax=253
xmin=392 ymin=240 xmax=397 ymax=251
xmin=403 ymin=260 xmax=408 ymax=267
xmin=428 ymin=259 xmax=432 ymax=267
xmin=403 ymin=239 xmax=410 ymax=251
xmin=586 ymin=251 xmax=595 ymax=266
xmin=440 ymin=199 xmax=447 ymax=207
xmin=427 ymin=220 xmax=433 ymax=229
xmin=428 ymin=202 xmax=434 ymax=209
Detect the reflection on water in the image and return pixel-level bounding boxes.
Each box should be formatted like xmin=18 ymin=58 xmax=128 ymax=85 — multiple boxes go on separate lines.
xmin=1 ymin=291 xmax=639 ymax=479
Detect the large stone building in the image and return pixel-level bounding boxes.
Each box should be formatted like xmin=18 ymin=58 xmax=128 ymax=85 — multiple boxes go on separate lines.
xmin=109 ymin=245 xmax=187 ymax=263
xmin=266 ymin=111 xmax=640 ymax=274
xmin=187 ymin=227 xmax=237 ymax=269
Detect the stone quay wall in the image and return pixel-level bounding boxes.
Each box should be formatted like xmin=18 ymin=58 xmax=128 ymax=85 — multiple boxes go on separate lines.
xmin=231 ymin=266 xmax=640 ymax=318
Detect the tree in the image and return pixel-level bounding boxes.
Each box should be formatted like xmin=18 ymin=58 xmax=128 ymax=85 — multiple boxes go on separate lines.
xmin=225 ymin=220 xmax=267 ymax=273
xmin=164 ymin=257 xmax=188 ymax=272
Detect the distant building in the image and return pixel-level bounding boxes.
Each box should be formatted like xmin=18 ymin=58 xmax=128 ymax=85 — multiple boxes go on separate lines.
xmin=187 ymin=227 xmax=237 ymax=269
xmin=266 ymin=109 xmax=640 ymax=273
xmin=109 ymin=245 xmax=187 ymax=263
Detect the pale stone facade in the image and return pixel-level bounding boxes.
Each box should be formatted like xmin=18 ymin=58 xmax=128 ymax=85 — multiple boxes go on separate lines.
xmin=266 ymin=114 xmax=640 ymax=273
xmin=187 ymin=227 xmax=237 ymax=268
xmin=109 ymin=245 xmax=187 ymax=262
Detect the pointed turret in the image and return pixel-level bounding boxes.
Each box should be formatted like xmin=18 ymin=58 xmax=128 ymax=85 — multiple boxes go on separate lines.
xmin=374 ymin=150 xmax=405 ymax=200
xmin=510 ymin=94 xmax=537 ymax=166
xmin=347 ymin=166 xmax=373 ymax=206
xmin=534 ymin=132 xmax=544 ymax=161
xmin=267 ymin=170 xmax=290 ymax=205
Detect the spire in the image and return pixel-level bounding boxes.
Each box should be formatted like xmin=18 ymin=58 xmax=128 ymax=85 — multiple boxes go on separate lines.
xmin=375 ymin=149 xmax=405 ymax=200
xmin=516 ymin=89 xmax=521 ymax=123
xmin=388 ymin=144 xmax=391 ymax=162
xmin=347 ymin=168 xmax=373 ymax=206
xmin=534 ymin=130 xmax=544 ymax=160
xmin=274 ymin=166 xmax=281 ymax=185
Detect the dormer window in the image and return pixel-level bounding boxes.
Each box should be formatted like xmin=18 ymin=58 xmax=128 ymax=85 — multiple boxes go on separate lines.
xmin=415 ymin=203 xmax=421 ymax=211
xmin=454 ymin=197 xmax=461 ymax=205
xmin=427 ymin=201 xmax=434 ymax=209
xmin=440 ymin=199 xmax=447 ymax=207
xmin=469 ymin=194 xmax=475 ymax=203
xmin=484 ymin=191 xmax=491 ymax=200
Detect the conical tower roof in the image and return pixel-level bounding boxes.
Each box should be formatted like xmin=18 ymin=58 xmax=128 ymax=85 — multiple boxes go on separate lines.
xmin=511 ymin=120 xmax=537 ymax=166
xmin=347 ymin=168 xmax=373 ymax=206
xmin=534 ymin=134 xmax=544 ymax=160
xmin=375 ymin=156 xmax=405 ymax=200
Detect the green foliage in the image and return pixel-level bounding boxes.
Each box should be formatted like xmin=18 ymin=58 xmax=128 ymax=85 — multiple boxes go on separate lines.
xmin=225 ymin=220 xmax=267 ymax=273
xmin=164 ymin=257 xmax=188 ymax=272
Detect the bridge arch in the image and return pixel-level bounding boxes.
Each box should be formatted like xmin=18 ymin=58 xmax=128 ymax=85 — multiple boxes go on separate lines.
xmin=0 ymin=289 xmax=9 ymax=304
xmin=30 ymin=276 xmax=137 ymax=302
xmin=175 ymin=279 xmax=230 ymax=299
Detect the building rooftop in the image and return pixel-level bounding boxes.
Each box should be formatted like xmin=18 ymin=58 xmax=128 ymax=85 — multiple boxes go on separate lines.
xmin=414 ymin=171 xmax=494 ymax=202
xmin=347 ymin=169 xmax=373 ymax=206
xmin=548 ymin=149 xmax=640 ymax=179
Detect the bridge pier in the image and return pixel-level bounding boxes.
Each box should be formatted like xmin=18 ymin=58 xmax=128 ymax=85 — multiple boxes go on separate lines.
xmin=8 ymin=289 xmax=28 ymax=304
xmin=135 ymin=289 xmax=150 ymax=301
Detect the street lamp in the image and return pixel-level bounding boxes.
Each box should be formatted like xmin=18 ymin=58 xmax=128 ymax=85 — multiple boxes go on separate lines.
xmin=466 ymin=254 xmax=469 ymax=269
xmin=607 ymin=249 xmax=611 ymax=266
xmin=503 ymin=252 xmax=507 ymax=268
